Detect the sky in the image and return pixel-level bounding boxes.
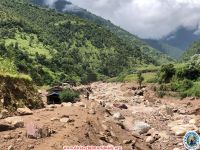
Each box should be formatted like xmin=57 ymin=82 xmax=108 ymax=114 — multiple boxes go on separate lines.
xmin=45 ymin=0 xmax=200 ymax=39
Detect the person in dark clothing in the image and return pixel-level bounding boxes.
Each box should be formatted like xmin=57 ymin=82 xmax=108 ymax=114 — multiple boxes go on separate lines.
xmin=86 ymin=86 xmax=92 ymax=100
xmin=86 ymin=90 xmax=90 ymax=100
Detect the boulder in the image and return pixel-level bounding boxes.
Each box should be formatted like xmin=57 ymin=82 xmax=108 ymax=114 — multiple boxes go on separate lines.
xmin=61 ymin=102 xmax=73 ymax=107
xmin=146 ymin=136 xmax=155 ymax=144
xmin=88 ymin=109 xmax=96 ymax=115
xmin=168 ymin=119 xmax=198 ymax=136
xmin=17 ymin=107 xmax=33 ymax=116
xmin=74 ymin=102 xmax=86 ymax=108
xmin=46 ymin=105 xmax=57 ymax=109
xmin=113 ymin=103 xmax=128 ymax=109
xmin=0 ymin=109 xmax=9 ymax=119
xmin=60 ymin=118 xmax=71 ymax=123
xmin=45 ymin=108 xmax=54 ymax=111
xmin=26 ymin=123 xmax=54 ymax=139
xmin=0 ymin=122 xmax=15 ymax=131
xmin=170 ymin=124 xmax=197 ymax=136
xmin=50 ymin=117 xmax=59 ymax=121
xmin=5 ymin=116 xmax=24 ymax=128
xmin=113 ymin=112 xmax=125 ymax=120
xmin=132 ymin=121 xmax=151 ymax=134
xmin=134 ymin=90 xmax=144 ymax=96
xmin=123 ymin=139 xmax=132 ymax=144
xmin=8 ymin=145 xmax=14 ymax=150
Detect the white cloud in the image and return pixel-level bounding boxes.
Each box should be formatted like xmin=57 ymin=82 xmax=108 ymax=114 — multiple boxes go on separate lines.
xmin=45 ymin=0 xmax=200 ymax=39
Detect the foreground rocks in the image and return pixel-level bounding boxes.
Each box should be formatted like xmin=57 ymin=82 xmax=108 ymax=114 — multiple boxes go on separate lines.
xmin=132 ymin=121 xmax=151 ymax=134
xmin=17 ymin=107 xmax=33 ymax=116
xmin=0 ymin=122 xmax=15 ymax=131
xmin=5 ymin=116 xmax=24 ymax=128
xmin=0 ymin=109 xmax=9 ymax=119
xmin=26 ymin=123 xmax=55 ymax=139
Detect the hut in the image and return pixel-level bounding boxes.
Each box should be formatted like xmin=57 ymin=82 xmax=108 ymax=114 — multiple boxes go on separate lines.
xmin=47 ymin=86 xmax=63 ymax=104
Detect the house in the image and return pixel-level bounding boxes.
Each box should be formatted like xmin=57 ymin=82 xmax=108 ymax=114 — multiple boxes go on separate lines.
xmin=47 ymin=86 xmax=63 ymax=104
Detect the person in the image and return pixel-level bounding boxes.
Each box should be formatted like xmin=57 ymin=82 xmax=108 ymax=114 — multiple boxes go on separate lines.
xmin=86 ymin=86 xmax=92 ymax=100
xmin=86 ymin=90 xmax=90 ymax=100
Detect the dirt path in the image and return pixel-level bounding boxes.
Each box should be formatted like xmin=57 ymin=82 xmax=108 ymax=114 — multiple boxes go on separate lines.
xmin=1 ymin=82 xmax=200 ymax=150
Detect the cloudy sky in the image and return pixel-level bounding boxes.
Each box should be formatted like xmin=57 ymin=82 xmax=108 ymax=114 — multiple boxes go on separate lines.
xmin=45 ymin=0 xmax=200 ymax=39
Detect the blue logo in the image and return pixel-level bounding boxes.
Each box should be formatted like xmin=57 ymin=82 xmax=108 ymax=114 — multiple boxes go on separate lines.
xmin=183 ymin=131 xmax=200 ymax=150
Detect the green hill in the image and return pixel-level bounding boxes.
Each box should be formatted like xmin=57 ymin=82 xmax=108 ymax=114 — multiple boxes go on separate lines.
xmin=144 ymin=39 xmax=184 ymax=59
xmin=182 ymin=41 xmax=200 ymax=61
xmin=0 ymin=0 xmax=172 ymax=86
xmin=30 ymin=0 xmax=173 ymax=65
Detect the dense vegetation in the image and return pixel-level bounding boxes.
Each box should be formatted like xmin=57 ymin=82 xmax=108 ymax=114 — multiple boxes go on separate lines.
xmin=60 ymin=89 xmax=80 ymax=103
xmin=30 ymin=0 xmax=173 ymax=65
xmin=182 ymin=40 xmax=200 ymax=61
xmin=0 ymin=0 xmax=174 ymax=86
xmin=144 ymin=39 xmax=183 ymax=59
xmin=157 ymin=55 xmax=200 ymax=98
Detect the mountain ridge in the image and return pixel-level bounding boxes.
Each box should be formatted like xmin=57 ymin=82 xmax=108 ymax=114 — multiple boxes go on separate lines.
xmin=30 ymin=0 xmax=173 ymax=64
xmin=0 ymin=0 xmax=172 ymax=85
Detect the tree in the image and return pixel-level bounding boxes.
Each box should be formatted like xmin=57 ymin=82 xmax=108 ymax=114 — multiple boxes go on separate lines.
xmin=137 ymin=71 xmax=144 ymax=89
xmin=158 ymin=64 xmax=176 ymax=83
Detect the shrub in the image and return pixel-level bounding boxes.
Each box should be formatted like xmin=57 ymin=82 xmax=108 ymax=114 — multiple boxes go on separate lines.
xmin=155 ymin=84 xmax=167 ymax=98
xmin=60 ymin=89 xmax=80 ymax=103
xmin=182 ymin=82 xmax=200 ymax=97
xmin=171 ymin=79 xmax=193 ymax=92
xmin=158 ymin=64 xmax=176 ymax=83
xmin=137 ymin=71 xmax=144 ymax=88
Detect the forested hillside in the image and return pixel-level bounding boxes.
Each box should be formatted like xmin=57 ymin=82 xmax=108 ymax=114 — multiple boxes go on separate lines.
xmin=30 ymin=0 xmax=173 ymax=64
xmin=182 ymin=40 xmax=200 ymax=61
xmin=0 ymin=0 xmax=171 ymax=85
xmin=144 ymin=39 xmax=183 ymax=59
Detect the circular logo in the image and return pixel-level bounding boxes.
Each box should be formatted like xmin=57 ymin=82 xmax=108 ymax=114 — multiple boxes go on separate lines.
xmin=183 ymin=131 xmax=200 ymax=150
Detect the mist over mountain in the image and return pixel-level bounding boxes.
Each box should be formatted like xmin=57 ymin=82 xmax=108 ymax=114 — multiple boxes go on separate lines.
xmin=30 ymin=0 xmax=172 ymax=63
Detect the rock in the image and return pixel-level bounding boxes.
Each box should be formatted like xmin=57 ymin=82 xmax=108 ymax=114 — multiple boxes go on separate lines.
xmin=50 ymin=117 xmax=59 ymax=121
xmin=113 ymin=103 xmax=128 ymax=109
xmin=60 ymin=118 xmax=72 ymax=123
xmin=189 ymin=119 xmax=196 ymax=124
xmin=159 ymin=105 xmax=174 ymax=116
xmin=8 ymin=145 xmax=14 ymax=150
xmin=146 ymin=136 xmax=155 ymax=144
xmin=27 ymin=145 xmax=34 ymax=149
xmin=45 ymin=108 xmax=54 ymax=111
xmin=61 ymin=102 xmax=73 ymax=107
xmin=17 ymin=107 xmax=33 ymax=116
xmin=46 ymin=105 xmax=57 ymax=108
xmin=132 ymin=121 xmax=151 ymax=134
xmin=101 ymin=124 xmax=109 ymax=131
xmin=16 ymin=138 xmax=22 ymax=142
xmin=123 ymin=139 xmax=132 ymax=144
xmin=178 ymin=109 xmax=186 ymax=114
xmin=134 ymin=90 xmax=144 ymax=96
xmin=74 ymin=102 xmax=85 ymax=108
xmin=189 ymin=97 xmax=195 ymax=100
xmin=88 ymin=109 xmax=96 ymax=115
xmin=26 ymin=123 xmax=53 ymax=139
xmin=0 ymin=122 xmax=15 ymax=131
xmin=113 ymin=112 xmax=125 ymax=120
xmin=5 ymin=117 xmax=24 ymax=128
xmin=4 ymin=134 xmax=13 ymax=140
xmin=169 ymin=123 xmax=198 ymax=136
xmin=147 ymin=128 xmax=155 ymax=136
xmin=132 ymin=131 xmax=142 ymax=139
xmin=0 ymin=109 xmax=9 ymax=119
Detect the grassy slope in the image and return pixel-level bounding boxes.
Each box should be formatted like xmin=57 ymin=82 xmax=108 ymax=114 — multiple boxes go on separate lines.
xmin=1 ymin=0 xmax=170 ymax=85
xmin=182 ymin=41 xmax=200 ymax=60
xmin=30 ymin=0 xmax=173 ymax=65
xmin=144 ymin=39 xmax=183 ymax=59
